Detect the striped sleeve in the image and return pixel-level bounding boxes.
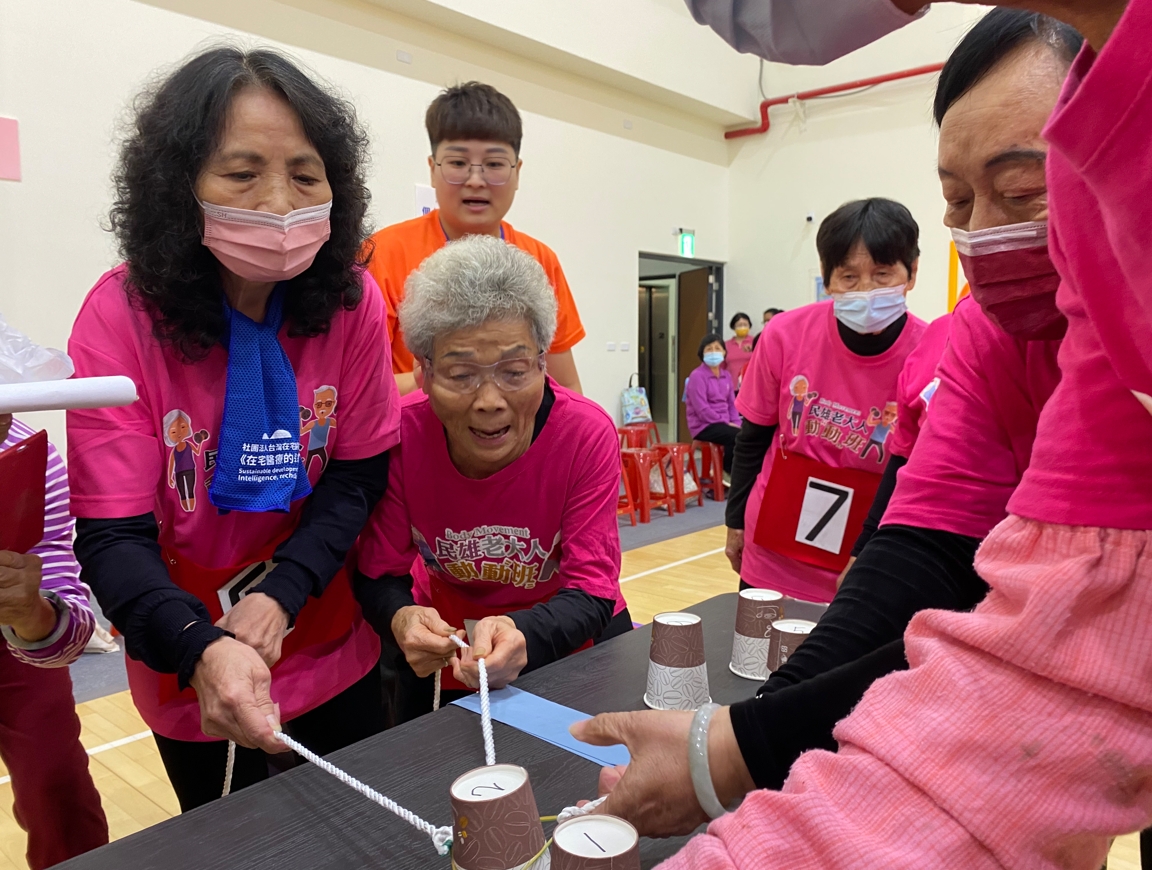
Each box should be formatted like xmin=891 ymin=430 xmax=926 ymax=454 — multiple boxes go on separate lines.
xmin=2 ymin=419 xmax=95 ymax=667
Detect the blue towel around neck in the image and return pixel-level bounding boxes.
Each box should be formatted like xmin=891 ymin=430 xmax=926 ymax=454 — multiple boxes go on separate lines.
xmin=208 ymin=286 xmax=313 ymax=513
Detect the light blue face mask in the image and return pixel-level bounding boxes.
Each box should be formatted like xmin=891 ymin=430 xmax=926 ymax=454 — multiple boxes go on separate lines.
xmin=702 ymin=351 xmax=725 ymax=367
xmin=832 ymin=285 xmax=908 ymax=334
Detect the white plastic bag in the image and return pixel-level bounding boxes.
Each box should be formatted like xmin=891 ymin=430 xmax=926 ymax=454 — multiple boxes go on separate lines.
xmin=0 ymin=312 xmax=73 ymax=385
xmin=649 ymin=455 xmax=699 ymax=496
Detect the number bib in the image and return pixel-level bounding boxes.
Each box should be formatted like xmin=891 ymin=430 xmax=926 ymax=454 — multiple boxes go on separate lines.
xmin=752 ymin=447 xmax=881 ymax=572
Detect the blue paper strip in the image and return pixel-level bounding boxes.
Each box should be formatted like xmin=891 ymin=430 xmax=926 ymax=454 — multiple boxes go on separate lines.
xmin=452 ymin=687 xmax=630 ymax=768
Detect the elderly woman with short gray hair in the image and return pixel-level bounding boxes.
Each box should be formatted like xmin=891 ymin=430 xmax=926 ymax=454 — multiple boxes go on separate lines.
xmin=354 ymin=235 xmax=631 ymax=720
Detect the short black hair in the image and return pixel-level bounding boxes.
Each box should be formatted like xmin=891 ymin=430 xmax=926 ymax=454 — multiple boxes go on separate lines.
xmin=110 ymin=47 xmax=371 ymax=362
xmin=817 ymin=199 xmax=920 ymax=287
xmin=426 ymin=82 xmax=523 ymax=155
xmin=763 ymin=307 xmax=784 ymax=317
xmin=697 ymin=332 xmax=725 ymax=361
xmin=729 ymin=311 xmax=752 ymax=330
xmin=934 ymin=9 xmax=1082 ymax=126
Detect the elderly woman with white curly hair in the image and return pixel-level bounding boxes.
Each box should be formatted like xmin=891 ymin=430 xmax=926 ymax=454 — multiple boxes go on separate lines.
xmin=354 ymin=235 xmax=631 ymax=721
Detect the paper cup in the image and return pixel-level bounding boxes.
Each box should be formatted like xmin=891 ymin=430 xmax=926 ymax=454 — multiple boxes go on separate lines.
xmin=550 ymin=815 xmax=640 ymax=870
xmin=767 ymin=619 xmax=816 ymax=673
xmin=450 ymin=764 xmax=548 ymax=870
xmin=644 ymin=612 xmax=711 ymax=710
xmin=729 ymin=589 xmax=786 ymax=680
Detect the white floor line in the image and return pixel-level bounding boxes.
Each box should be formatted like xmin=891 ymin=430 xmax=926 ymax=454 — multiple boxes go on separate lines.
xmin=0 ymin=729 xmax=153 ymax=788
xmin=619 ymin=547 xmax=726 ymax=583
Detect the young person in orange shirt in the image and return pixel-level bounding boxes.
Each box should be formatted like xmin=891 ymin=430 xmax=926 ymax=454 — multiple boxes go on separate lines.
xmin=364 ymin=82 xmax=585 ymax=395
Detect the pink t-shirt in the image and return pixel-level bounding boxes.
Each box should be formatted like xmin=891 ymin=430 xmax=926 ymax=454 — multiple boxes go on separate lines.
xmin=1008 ymin=33 xmax=1152 ymax=530
xmin=357 ymin=381 xmax=626 ymax=621
xmin=886 ymin=312 xmax=951 ymax=459
xmin=67 ymin=265 xmax=400 ymax=739
xmin=882 ymin=297 xmax=1062 ymax=538
xmin=735 ymin=302 xmax=925 ymax=601
xmin=724 ymin=335 xmax=755 ymax=389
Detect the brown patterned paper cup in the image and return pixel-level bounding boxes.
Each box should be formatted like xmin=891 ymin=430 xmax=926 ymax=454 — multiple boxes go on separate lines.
xmin=550 ymin=815 xmax=640 ymax=870
xmin=644 ymin=612 xmax=711 ymax=710
xmin=729 ymin=589 xmax=786 ymax=680
xmin=450 ymin=764 xmax=548 ymax=870
xmin=767 ymin=619 xmax=816 ymax=673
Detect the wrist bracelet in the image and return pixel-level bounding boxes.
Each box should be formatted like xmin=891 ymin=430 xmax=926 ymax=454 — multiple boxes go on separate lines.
xmin=688 ymin=702 xmax=727 ymax=820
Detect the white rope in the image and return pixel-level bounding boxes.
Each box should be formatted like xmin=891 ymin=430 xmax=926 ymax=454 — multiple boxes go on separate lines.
xmin=215 ymin=631 xmax=495 ymax=856
xmin=274 ymin=730 xmax=454 ymax=856
xmin=477 ymin=658 xmax=495 ymax=766
xmin=222 ymin=739 xmax=236 ymax=797
xmin=557 ymin=795 xmax=608 ymax=824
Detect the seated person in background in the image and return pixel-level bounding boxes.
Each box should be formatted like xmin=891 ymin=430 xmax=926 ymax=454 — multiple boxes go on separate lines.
xmin=725 ymin=198 xmax=926 ymax=604
xmin=686 ymin=333 xmax=741 ymax=475
xmin=354 ymin=236 xmax=631 ymax=723
xmin=761 ymin=307 xmax=783 ymax=326
xmin=0 ymin=414 xmax=108 ymax=869
xmin=723 ymin=312 xmax=755 ymax=390
xmin=365 ymin=82 xmax=586 ymax=396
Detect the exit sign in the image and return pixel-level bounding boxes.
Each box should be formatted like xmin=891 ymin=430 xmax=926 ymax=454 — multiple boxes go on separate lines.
xmin=676 ymin=228 xmax=695 ymax=258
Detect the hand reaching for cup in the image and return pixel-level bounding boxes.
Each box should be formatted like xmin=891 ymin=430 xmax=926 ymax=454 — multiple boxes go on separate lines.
xmin=569 ymin=707 xmax=756 ymax=838
xmin=454 ymin=615 xmax=527 ymax=689
xmin=391 ymin=605 xmax=464 ymax=677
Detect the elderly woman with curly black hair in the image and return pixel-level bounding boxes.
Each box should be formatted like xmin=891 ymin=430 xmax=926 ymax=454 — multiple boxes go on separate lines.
xmin=65 ymin=47 xmax=400 ymax=811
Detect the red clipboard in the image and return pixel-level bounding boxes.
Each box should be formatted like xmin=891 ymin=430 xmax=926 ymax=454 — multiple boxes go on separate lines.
xmin=0 ymin=429 xmax=47 ymax=554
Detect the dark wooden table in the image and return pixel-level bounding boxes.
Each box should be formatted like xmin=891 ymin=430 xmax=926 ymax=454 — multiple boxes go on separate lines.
xmin=60 ymin=592 xmax=788 ymax=870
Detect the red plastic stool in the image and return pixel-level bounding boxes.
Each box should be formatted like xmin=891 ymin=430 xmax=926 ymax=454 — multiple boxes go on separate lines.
xmin=692 ymin=440 xmax=726 ymax=501
xmin=617 ymin=456 xmax=638 ymax=526
xmin=621 ymin=448 xmax=674 ymax=523
xmin=618 ymin=426 xmax=647 ymax=449
xmin=620 ymin=422 xmax=657 ymax=449
xmin=652 ymin=442 xmax=703 ymax=512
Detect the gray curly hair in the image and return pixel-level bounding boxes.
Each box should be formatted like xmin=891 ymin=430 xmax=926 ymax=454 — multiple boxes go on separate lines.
xmin=399 ymin=235 xmax=558 ymax=361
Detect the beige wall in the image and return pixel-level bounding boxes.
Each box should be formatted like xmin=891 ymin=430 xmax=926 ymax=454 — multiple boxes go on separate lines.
xmin=724 ymin=5 xmax=991 ymax=328
xmin=0 ymin=0 xmax=729 ymax=447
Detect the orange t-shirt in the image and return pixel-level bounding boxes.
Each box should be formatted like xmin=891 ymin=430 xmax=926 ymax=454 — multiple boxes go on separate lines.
xmin=363 ymin=210 xmax=586 ymax=374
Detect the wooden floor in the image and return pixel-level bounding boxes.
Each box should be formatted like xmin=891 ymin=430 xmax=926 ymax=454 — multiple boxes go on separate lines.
xmin=0 ymin=524 xmax=1140 ymax=868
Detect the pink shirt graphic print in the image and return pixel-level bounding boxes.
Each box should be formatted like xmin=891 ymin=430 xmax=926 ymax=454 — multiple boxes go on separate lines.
xmin=357 ymin=383 xmax=626 ymax=616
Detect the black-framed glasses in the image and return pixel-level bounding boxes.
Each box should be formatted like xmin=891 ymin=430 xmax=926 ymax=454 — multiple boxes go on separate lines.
xmin=424 ymin=352 xmax=546 ymax=394
xmin=433 ymin=156 xmax=516 ymax=186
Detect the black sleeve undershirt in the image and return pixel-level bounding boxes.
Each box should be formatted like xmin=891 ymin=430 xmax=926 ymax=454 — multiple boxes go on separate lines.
xmin=729 ymin=639 xmax=909 ymax=789
xmin=762 ymin=524 xmax=985 ymax=692
xmin=75 ymin=450 xmax=390 ymax=689
xmin=726 ymin=419 xmax=776 ymax=530
xmin=849 ymin=454 xmax=907 ymax=557
xmin=727 ymin=521 xmax=986 ymax=788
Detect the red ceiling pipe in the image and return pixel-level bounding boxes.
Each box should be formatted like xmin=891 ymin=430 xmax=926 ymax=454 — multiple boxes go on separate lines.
xmin=725 ymin=62 xmax=945 ymax=140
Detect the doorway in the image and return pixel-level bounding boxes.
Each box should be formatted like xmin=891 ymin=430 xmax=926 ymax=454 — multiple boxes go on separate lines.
xmin=637 ymin=254 xmax=724 ymax=442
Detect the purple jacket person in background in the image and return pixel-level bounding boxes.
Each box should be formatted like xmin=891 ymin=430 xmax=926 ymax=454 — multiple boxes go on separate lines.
xmin=685 ymin=332 xmax=742 ymax=475
xmin=0 ymin=413 xmax=108 ymax=868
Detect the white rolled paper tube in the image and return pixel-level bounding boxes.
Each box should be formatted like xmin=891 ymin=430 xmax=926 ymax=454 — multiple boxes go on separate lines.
xmin=0 ymin=376 xmax=138 ymax=414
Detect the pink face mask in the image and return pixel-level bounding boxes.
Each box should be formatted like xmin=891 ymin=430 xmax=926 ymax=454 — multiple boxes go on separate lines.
xmin=952 ymin=221 xmax=1067 ymax=341
xmin=200 ymin=199 xmax=332 ymax=283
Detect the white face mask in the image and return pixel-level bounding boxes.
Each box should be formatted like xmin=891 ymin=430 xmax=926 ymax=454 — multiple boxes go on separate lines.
xmin=833 ymin=285 xmax=907 ymax=334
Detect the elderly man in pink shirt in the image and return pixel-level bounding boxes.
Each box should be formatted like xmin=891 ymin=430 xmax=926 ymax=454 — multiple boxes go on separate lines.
xmin=0 ymin=413 xmax=108 ymax=868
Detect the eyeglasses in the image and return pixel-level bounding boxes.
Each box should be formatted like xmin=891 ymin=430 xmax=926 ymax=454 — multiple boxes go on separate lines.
xmin=424 ymin=353 xmax=545 ymax=394
xmin=433 ymin=157 xmax=516 ymax=186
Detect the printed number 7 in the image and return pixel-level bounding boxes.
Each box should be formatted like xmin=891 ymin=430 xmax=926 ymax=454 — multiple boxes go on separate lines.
xmin=803 ymin=481 xmax=849 ymax=542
